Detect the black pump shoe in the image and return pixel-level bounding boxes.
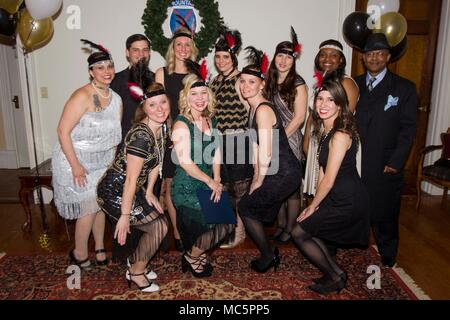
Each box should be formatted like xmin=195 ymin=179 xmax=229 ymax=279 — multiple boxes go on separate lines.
xmin=275 ymin=231 xmax=291 ymax=245
xmin=249 ymin=248 xmax=281 ymax=273
xmin=308 ymin=277 xmax=346 ymax=295
xmin=175 ymin=238 xmax=185 ymax=252
xmin=313 ymin=271 xmax=347 ymax=285
xmin=95 ymin=248 xmax=109 ymax=266
xmin=268 ymin=227 xmax=284 ymax=240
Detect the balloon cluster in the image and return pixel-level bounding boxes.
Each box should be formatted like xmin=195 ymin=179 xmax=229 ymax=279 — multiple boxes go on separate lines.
xmin=0 ymin=0 xmax=62 ymax=53
xmin=342 ymin=0 xmax=408 ymax=61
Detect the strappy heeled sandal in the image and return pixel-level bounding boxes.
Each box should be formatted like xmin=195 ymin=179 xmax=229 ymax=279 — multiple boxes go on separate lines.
xmin=69 ymin=249 xmax=91 ymax=269
xmin=126 ymin=269 xmax=160 ymax=292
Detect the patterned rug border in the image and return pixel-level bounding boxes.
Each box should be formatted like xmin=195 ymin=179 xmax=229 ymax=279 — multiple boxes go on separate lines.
xmin=369 ymin=246 xmax=430 ymax=300
xmin=0 ymin=248 xmax=428 ymax=300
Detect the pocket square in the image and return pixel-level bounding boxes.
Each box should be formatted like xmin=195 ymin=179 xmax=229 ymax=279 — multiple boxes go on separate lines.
xmin=384 ymin=95 xmax=399 ymax=111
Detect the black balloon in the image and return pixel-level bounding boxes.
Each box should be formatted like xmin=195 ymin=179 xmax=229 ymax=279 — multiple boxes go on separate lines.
xmin=342 ymin=11 xmax=372 ymax=50
xmin=390 ymin=35 xmax=408 ymax=62
xmin=0 ymin=8 xmax=16 ymax=37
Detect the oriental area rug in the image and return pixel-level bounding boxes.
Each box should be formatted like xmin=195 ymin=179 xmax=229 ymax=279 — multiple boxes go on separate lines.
xmin=0 ymin=247 xmax=429 ymax=300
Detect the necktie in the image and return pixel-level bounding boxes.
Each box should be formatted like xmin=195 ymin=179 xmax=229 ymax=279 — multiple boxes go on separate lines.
xmin=368 ymin=77 xmax=377 ymax=92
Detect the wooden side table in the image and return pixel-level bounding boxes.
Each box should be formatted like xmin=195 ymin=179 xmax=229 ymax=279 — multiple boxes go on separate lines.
xmin=18 ymin=159 xmax=54 ymax=231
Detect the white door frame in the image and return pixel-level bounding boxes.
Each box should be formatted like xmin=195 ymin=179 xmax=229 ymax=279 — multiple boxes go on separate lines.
xmin=0 ymin=44 xmax=20 ymax=168
xmin=16 ymin=38 xmax=46 ymax=169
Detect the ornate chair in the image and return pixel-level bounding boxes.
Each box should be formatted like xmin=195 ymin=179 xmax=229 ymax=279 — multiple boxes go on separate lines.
xmin=416 ymin=127 xmax=450 ymax=209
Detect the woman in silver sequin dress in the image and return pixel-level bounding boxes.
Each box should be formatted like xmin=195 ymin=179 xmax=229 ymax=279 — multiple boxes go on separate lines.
xmin=52 ymin=41 xmax=122 ymax=268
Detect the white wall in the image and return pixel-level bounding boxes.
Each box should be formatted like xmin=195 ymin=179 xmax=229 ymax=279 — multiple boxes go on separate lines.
xmin=24 ymin=0 xmax=355 ymax=160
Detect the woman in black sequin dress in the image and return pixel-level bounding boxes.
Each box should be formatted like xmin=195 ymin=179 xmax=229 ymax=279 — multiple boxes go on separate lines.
xmin=97 ymin=83 xmax=170 ymax=292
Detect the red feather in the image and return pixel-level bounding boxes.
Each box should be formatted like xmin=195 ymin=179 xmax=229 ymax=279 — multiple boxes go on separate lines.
xmin=98 ymin=44 xmax=109 ymax=54
xmin=261 ymin=53 xmax=269 ymax=75
xmin=294 ymin=43 xmax=301 ymax=56
xmin=225 ymin=33 xmax=235 ymax=50
xmin=128 ymin=82 xmax=144 ymax=100
xmin=199 ymin=59 xmax=207 ymax=81
xmin=314 ymin=71 xmax=324 ymax=89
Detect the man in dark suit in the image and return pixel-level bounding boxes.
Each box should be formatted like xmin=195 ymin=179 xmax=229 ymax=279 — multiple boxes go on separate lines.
xmin=111 ymin=34 xmax=154 ymax=143
xmin=355 ymin=33 xmax=417 ymax=268
xmin=109 ymin=34 xmax=162 ymax=268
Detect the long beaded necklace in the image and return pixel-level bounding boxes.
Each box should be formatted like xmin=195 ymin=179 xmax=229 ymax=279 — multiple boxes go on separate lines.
xmin=148 ymin=118 xmax=165 ymax=178
xmin=314 ymin=127 xmax=333 ymax=187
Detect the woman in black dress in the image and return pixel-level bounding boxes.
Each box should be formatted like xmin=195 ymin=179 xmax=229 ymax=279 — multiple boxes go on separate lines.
xmin=155 ymin=27 xmax=199 ymax=252
xmin=237 ymin=47 xmax=302 ymax=273
xmin=209 ymin=29 xmax=253 ymax=249
xmin=97 ymin=83 xmax=170 ymax=292
xmin=293 ymin=78 xmax=369 ymax=295
xmin=264 ymin=29 xmax=308 ymax=245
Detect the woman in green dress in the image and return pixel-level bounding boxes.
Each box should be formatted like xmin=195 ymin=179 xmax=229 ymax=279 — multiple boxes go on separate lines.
xmin=171 ymin=73 xmax=233 ymax=277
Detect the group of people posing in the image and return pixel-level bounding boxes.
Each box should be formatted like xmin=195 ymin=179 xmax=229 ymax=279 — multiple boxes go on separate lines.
xmin=51 ymin=26 xmax=417 ymax=295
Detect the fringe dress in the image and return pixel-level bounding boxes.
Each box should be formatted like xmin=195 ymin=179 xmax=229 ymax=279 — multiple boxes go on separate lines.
xmin=52 ymin=91 xmax=122 ymax=219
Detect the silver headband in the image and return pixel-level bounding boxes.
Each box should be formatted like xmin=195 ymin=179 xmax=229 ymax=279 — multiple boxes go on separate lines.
xmin=319 ymin=44 xmax=343 ymax=53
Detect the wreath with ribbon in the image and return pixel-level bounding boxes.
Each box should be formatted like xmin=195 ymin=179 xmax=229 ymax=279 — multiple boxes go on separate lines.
xmin=142 ymin=0 xmax=223 ymax=59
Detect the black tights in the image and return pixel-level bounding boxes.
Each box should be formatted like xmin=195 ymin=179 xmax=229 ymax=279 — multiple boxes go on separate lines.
xmin=276 ymin=198 xmax=301 ymax=241
xmin=242 ymin=216 xmax=275 ymax=265
xmin=291 ymin=223 xmax=343 ymax=280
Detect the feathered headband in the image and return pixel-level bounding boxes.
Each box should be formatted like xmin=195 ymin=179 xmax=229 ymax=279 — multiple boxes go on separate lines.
xmin=215 ymin=28 xmax=242 ymax=55
xmin=80 ymin=39 xmax=113 ymax=67
xmin=172 ymin=13 xmax=195 ymax=39
xmin=184 ymin=58 xmax=209 ymax=88
xmin=275 ymin=26 xmax=302 ymax=59
xmin=241 ymin=46 xmax=269 ymax=80
xmin=128 ymin=83 xmax=166 ymax=102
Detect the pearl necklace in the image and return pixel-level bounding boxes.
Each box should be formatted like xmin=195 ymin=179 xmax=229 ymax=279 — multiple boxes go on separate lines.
xmin=148 ymin=118 xmax=164 ymax=178
xmin=91 ymin=81 xmax=111 ymax=99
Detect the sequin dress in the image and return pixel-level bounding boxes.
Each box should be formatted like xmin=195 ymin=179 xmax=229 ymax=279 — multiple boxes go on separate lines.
xmin=51 ymin=91 xmax=122 ymax=220
xmin=171 ymin=115 xmax=233 ymax=250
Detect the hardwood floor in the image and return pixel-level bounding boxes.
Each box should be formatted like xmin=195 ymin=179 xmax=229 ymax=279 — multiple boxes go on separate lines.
xmin=0 ymin=194 xmax=449 ymax=299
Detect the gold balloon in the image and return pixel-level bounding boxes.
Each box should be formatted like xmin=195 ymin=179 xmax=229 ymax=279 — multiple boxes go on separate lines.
xmin=374 ymin=12 xmax=407 ymax=47
xmin=0 ymin=0 xmax=23 ymax=14
xmin=17 ymin=9 xmax=53 ymax=52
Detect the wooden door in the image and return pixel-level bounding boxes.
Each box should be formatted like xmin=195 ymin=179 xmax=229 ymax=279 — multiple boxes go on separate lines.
xmin=352 ymin=0 xmax=442 ymax=194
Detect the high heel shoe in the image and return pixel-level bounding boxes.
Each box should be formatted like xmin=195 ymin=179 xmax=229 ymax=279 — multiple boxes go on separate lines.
xmin=94 ymin=248 xmax=109 ymax=266
xmin=249 ymin=248 xmax=281 ymax=273
xmin=175 ymin=238 xmax=185 ymax=252
xmin=181 ymin=252 xmax=212 ymax=278
xmin=69 ymin=250 xmax=91 ymax=269
xmin=126 ymin=269 xmax=160 ymax=292
xmin=126 ymin=258 xmax=157 ymax=280
xmin=268 ymin=227 xmax=284 ymax=240
xmin=313 ymin=271 xmax=347 ymax=285
xmin=308 ymin=277 xmax=346 ymax=295
xmin=275 ymin=231 xmax=291 ymax=245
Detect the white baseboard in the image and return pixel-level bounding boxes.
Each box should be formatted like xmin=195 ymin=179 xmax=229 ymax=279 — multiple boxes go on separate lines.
xmin=0 ymin=150 xmax=17 ymax=168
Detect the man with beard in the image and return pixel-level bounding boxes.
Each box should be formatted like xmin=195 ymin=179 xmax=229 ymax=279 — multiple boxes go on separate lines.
xmin=111 ymin=34 xmax=154 ymax=143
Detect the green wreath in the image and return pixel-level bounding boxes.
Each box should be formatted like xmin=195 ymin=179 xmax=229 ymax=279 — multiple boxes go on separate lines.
xmin=142 ymin=0 xmax=223 ymax=59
